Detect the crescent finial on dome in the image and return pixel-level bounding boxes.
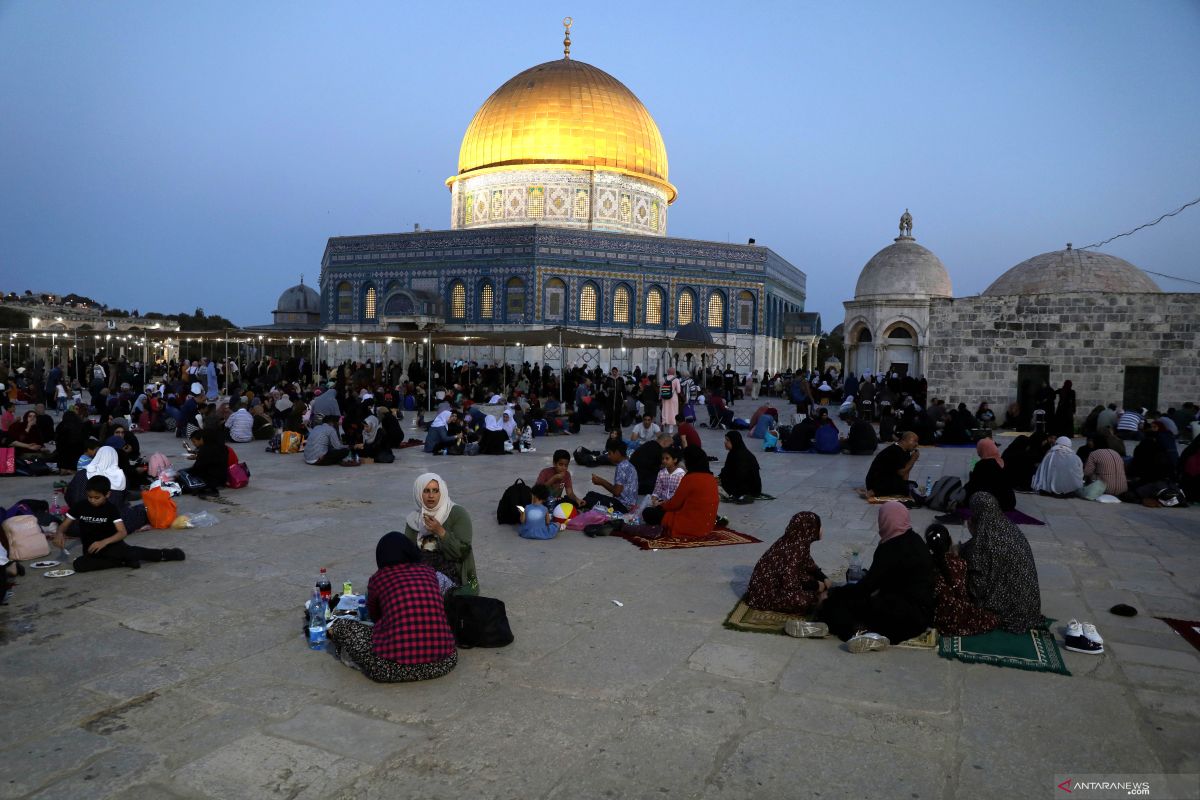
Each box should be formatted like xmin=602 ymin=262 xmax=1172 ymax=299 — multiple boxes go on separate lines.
xmin=563 ymin=17 xmax=573 ymax=59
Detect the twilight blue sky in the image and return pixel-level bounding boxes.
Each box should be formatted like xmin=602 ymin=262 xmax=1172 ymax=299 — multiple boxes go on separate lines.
xmin=2 ymin=0 xmax=1198 ymax=327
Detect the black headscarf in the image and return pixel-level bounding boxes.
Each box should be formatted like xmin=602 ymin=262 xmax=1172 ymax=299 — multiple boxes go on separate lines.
xmin=720 ymin=431 xmax=762 ymax=497
xmin=376 ymin=530 xmax=421 ymax=569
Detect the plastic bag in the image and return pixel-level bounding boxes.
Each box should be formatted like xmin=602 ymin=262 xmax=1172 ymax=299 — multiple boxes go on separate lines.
xmin=186 ymin=511 xmax=219 ymax=528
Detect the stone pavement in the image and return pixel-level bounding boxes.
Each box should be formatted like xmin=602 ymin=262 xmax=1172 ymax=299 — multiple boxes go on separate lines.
xmin=2 ymin=425 xmax=1198 ymax=799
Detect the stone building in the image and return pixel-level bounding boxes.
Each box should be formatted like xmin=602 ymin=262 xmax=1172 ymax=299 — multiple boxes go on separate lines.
xmin=845 ymin=215 xmax=1200 ymax=419
xmin=312 ymin=24 xmax=815 ymax=375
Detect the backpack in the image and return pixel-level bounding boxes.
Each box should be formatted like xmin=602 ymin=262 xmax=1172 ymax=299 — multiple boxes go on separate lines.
xmin=496 ymin=478 xmax=533 ymax=525
xmin=2 ymin=515 xmax=49 ymax=561
xmin=573 ymin=447 xmax=603 ymax=467
xmin=443 ymin=595 xmax=515 ymax=648
xmin=660 ymin=382 xmax=674 ymax=400
xmin=927 ymin=476 xmax=966 ymax=511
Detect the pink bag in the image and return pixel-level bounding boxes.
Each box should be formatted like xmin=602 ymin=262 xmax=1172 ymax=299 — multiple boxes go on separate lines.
xmin=0 ymin=447 xmax=14 ymax=475
xmin=2 ymin=515 xmax=50 ymax=560
xmin=226 ymin=462 xmax=250 ymax=489
xmin=565 ymin=509 xmax=609 ymax=531
xmin=147 ymin=452 xmax=172 ymax=478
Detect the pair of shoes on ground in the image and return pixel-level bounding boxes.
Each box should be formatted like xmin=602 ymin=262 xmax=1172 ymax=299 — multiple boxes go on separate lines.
xmin=782 ymin=622 xmax=891 ymax=653
xmin=1064 ymin=619 xmax=1104 ymax=654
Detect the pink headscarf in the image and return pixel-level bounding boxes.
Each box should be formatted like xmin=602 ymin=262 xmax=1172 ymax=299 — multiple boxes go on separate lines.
xmin=976 ymin=437 xmax=1004 ymax=468
xmin=877 ymin=501 xmax=911 ymax=543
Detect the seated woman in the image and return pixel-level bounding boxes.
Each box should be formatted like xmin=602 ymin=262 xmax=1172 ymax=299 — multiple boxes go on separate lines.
xmin=423 ymin=407 xmax=457 ymax=453
xmin=720 ymin=431 xmax=762 ymax=501
xmin=813 ymin=418 xmax=841 ymax=454
xmin=54 ymin=409 xmax=89 ymax=475
xmin=959 ymin=492 xmax=1042 ymax=632
xmin=182 ymin=429 xmax=228 ymax=495
xmin=744 ymin=511 xmax=830 ymax=615
xmin=1002 ymin=434 xmax=1052 ymax=492
xmin=782 ymin=415 xmax=817 ymax=452
xmin=924 ymin=523 xmax=998 ymax=636
xmin=535 ymin=449 xmax=583 ymax=508
xmin=817 ymin=501 xmax=935 ymax=652
xmin=975 ymin=402 xmax=996 ymax=431
xmin=631 ymin=446 xmax=718 ymax=539
xmin=326 ymin=531 xmax=457 ymax=683
xmin=8 ymin=410 xmax=52 ymax=461
xmin=963 ymin=438 xmax=1015 ymax=511
xmin=404 ymin=473 xmax=478 ymax=595
xmin=1032 ymin=436 xmax=1084 ymax=497
xmin=1124 ymin=430 xmax=1174 ymax=501
xmin=939 ymin=403 xmax=974 ymax=444
xmin=480 ymin=413 xmax=510 ymax=455
xmin=840 ymin=413 xmax=879 ymax=455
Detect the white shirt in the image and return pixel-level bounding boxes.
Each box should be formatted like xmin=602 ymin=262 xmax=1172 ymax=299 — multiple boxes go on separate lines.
xmin=225 ymin=408 xmax=254 ymax=442
xmin=630 ymin=422 xmax=661 ymax=441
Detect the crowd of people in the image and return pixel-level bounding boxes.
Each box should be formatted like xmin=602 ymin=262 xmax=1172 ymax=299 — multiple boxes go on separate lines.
xmin=3 ymin=352 xmax=1196 ymax=680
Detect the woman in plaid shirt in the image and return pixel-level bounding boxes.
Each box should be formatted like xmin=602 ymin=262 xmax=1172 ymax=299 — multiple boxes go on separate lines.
xmin=327 ymin=531 xmax=457 ymax=682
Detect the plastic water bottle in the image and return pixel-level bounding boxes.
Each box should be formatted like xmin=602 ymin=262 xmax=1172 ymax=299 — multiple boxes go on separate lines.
xmin=316 ymin=568 xmax=332 ymax=601
xmin=847 ymin=551 xmax=864 ymax=584
xmin=307 ymin=590 xmax=327 ymax=650
xmin=924 ymin=476 xmax=934 ymax=496
xmin=357 ymin=596 xmax=369 ymax=622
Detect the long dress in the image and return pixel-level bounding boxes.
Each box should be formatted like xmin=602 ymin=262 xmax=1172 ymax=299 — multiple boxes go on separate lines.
xmin=659 ymin=377 xmax=681 ymax=429
xmin=933 ymin=552 xmax=999 ymax=636
xmin=959 ymin=492 xmax=1042 ymax=632
xmin=744 ymin=512 xmax=826 ymax=614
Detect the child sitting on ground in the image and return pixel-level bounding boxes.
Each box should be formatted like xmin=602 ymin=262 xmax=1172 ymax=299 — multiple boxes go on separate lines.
xmin=518 ymin=484 xmax=559 ymax=540
xmin=53 ymin=475 xmax=186 ymax=572
xmin=76 ymin=438 xmax=101 ymax=470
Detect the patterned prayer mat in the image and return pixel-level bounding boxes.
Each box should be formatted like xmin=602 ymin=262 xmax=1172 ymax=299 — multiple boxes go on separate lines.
xmin=1158 ymin=618 xmax=1200 ymax=653
xmin=720 ymin=493 xmax=778 ymax=503
xmin=723 ymin=599 xmax=938 ymax=648
xmin=955 ymin=507 xmax=1046 ymax=526
xmin=616 ymin=526 xmax=762 ymax=551
xmin=938 ymin=625 xmax=1071 ymax=675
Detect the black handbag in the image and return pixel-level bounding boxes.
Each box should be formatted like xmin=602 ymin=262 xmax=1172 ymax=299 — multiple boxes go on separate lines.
xmin=176 ymin=470 xmax=208 ymax=494
xmin=444 ymin=595 xmax=514 ymax=649
xmin=375 ymin=447 xmax=395 ymax=464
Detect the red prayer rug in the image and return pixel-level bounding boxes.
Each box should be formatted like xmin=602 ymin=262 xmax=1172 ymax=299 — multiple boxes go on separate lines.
xmin=1158 ymin=618 xmax=1200 ymax=653
xmin=615 ymin=526 xmax=762 ymax=551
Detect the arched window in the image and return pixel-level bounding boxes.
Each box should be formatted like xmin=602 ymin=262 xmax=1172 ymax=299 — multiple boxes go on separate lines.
xmin=737 ymin=291 xmax=755 ymax=329
xmin=579 ymin=283 xmax=599 ymax=322
xmin=545 ymin=278 xmax=566 ymax=321
xmin=887 ymin=326 xmax=913 ymax=339
xmin=706 ymin=291 xmax=724 ymax=329
xmin=645 ymin=286 xmax=664 ymax=326
xmin=363 ymin=286 xmax=377 ymax=320
xmin=505 ymin=277 xmax=525 ymax=320
xmin=857 ymin=327 xmax=873 ymax=343
xmin=612 ymin=284 xmax=632 ymax=324
xmin=479 ymin=282 xmax=494 ymax=319
xmin=677 ymin=289 xmax=695 ymax=326
xmin=336 ymin=282 xmax=352 ymax=318
xmin=449 ymin=281 xmax=467 ymax=320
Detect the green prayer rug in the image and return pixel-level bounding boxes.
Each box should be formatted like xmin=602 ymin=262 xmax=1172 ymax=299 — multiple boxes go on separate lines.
xmin=938 ymin=626 xmax=1071 ymax=676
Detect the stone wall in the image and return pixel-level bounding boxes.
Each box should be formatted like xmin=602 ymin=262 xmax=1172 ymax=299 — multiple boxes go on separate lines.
xmin=924 ymin=292 xmax=1200 ymax=417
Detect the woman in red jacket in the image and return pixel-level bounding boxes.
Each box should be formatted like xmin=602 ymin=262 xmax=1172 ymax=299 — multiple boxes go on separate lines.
xmin=635 ymin=446 xmax=719 ymax=539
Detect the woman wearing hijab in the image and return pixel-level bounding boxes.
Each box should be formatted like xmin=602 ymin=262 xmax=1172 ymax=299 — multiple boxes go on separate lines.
xmin=659 ymin=368 xmax=681 ymax=434
xmin=629 ymin=446 xmax=719 ymax=539
xmin=1053 ymin=380 xmax=1077 ymax=437
xmin=744 ymin=511 xmax=830 ymax=615
xmin=924 ymin=523 xmax=999 ymax=636
xmin=1002 ymin=434 xmax=1050 ymax=492
xmin=959 ymin=492 xmax=1042 ymax=632
xmin=404 ymin=473 xmax=478 ymax=595
xmin=1032 ymin=436 xmax=1084 ymax=497
xmin=963 ymin=437 xmax=1015 ymax=511
xmin=817 ymin=501 xmax=935 ymax=652
xmin=1125 ymin=428 xmax=1174 ymax=500
xmin=719 ymin=430 xmax=762 ymax=502
xmin=54 ymin=409 xmax=88 ymax=475
xmin=326 ymin=531 xmax=458 ymax=683
xmin=8 ymin=410 xmax=51 ymax=460
xmin=480 ymin=413 xmax=509 ymax=455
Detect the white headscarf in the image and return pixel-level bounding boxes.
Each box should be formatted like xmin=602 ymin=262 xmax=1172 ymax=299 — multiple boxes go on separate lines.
xmin=406 ymin=472 xmax=454 ymax=534
xmin=431 ymin=409 xmax=452 ymax=429
xmin=484 ymin=414 xmax=504 ymax=432
xmin=1032 ymin=436 xmax=1084 ymax=495
xmin=86 ymin=445 xmax=126 ymax=491
xmin=501 ymin=411 xmax=516 ymax=437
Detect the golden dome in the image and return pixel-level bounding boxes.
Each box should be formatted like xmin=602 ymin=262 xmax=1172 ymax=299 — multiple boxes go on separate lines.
xmin=448 ymin=58 xmax=676 ymax=202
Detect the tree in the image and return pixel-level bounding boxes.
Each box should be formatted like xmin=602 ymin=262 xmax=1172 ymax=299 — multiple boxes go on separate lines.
xmin=816 ymin=324 xmax=845 ymax=370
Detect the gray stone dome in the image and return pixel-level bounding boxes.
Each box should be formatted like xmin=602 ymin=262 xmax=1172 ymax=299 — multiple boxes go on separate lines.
xmin=983 ymin=247 xmax=1160 ymax=296
xmin=275 ymin=282 xmax=320 ymax=313
xmin=854 ymin=238 xmax=953 ymax=300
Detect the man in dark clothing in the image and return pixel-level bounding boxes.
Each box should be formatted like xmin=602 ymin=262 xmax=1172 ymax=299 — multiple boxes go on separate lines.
xmin=841 ymin=414 xmax=879 ymax=455
xmin=864 ymin=432 xmax=920 ymax=498
xmin=629 ymin=433 xmax=669 ymax=496
xmin=722 ymin=364 xmax=737 ymax=404
xmin=783 ymin=415 xmax=818 ymax=452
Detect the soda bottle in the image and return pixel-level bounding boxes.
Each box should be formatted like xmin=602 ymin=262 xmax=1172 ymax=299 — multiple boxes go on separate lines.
xmin=316 ymin=568 xmax=332 ymax=600
xmin=307 ymin=589 xmax=326 ymax=650
xmin=847 ymin=551 xmax=864 ymax=584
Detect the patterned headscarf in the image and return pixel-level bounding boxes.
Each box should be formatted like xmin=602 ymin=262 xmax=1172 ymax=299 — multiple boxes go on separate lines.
xmin=743 ymin=511 xmax=824 ymax=614
xmin=963 ymin=491 xmax=1042 ymax=632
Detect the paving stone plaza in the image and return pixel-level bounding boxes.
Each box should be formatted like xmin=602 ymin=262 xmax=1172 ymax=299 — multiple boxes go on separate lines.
xmin=2 ymin=425 xmax=1198 ymax=799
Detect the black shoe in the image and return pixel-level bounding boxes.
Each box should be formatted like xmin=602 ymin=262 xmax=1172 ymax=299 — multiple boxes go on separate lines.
xmin=933 ymin=513 xmax=962 ymax=524
xmin=584 ymin=523 xmax=614 ymax=538
xmin=123 ymin=559 xmax=142 ymax=569
xmin=161 ymin=548 xmax=186 ymax=562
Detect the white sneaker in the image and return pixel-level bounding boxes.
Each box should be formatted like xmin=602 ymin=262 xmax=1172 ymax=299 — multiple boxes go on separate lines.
xmin=847 ymin=632 xmax=890 ymax=653
xmin=1064 ymin=618 xmax=1103 ymax=654
xmin=784 ymin=619 xmax=829 ymax=639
